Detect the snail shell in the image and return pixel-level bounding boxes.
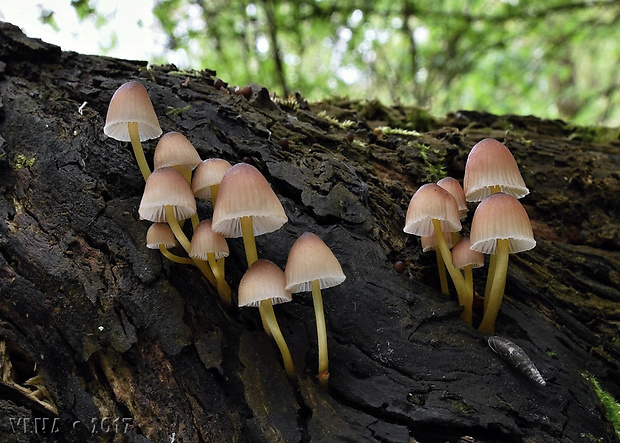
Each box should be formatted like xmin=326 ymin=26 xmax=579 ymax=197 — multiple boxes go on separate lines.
xmin=488 ymin=336 xmax=546 ymax=387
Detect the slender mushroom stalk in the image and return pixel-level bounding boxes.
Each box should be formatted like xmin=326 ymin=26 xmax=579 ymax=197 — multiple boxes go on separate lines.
xmin=128 ymin=122 xmax=151 ymax=181
xmin=431 ymin=219 xmax=470 ymax=322
xmin=240 ymin=216 xmax=259 ymax=266
xmin=104 ymin=81 xmax=162 ymax=182
xmin=420 ymin=231 xmax=454 ymax=296
xmin=451 ymin=237 xmax=484 ymax=325
xmin=478 ymin=238 xmax=510 ymax=334
xmin=285 ymin=232 xmax=346 ymax=391
xmin=435 ymin=248 xmax=449 ymax=295
xmin=470 ymin=193 xmax=536 ymax=334
xmin=239 ymin=260 xmax=295 ymax=378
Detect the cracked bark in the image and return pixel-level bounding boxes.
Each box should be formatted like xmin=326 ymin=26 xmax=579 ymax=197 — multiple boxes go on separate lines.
xmin=0 ymin=21 xmax=619 ymax=442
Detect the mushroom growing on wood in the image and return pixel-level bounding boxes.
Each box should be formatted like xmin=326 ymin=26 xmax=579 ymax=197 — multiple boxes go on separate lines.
xmin=420 ymin=231 xmax=454 ymax=295
xmin=191 ymin=158 xmax=232 ymax=206
xmin=463 ymin=138 xmax=529 ymax=202
xmin=451 ymin=237 xmax=484 ymax=325
xmin=189 ymin=220 xmax=231 ymax=304
xmin=104 ymin=81 xmax=162 ymax=181
xmin=211 ymin=163 xmax=288 ymax=267
xmin=463 ymin=138 xmax=530 ymax=302
xmin=153 ymin=131 xmax=202 ymax=184
xmin=285 ymin=232 xmax=346 ymax=390
xmin=138 ymin=167 xmax=216 ymax=287
xmin=470 ymin=193 xmax=535 ymax=334
xmin=404 ymin=183 xmax=471 ymax=323
xmin=146 ymin=222 xmax=194 ymax=265
xmin=238 ymin=259 xmax=295 ymax=378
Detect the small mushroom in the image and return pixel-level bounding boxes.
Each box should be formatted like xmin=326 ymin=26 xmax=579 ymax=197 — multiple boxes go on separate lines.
xmin=238 ymin=259 xmax=295 ymax=378
xmin=463 ymin=138 xmax=529 ymax=202
xmin=285 ymin=232 xmax=346 ymax=390
xmin=211 ymin=163 xmax=288 ymax=267
xmin=104 ymin=81 xmax=162 ymax=181
xmin=404 ymin=184 xmax=470 ymax=323
xmin=463 ymin=138 xmax=529 ymax=301
xmin=138 ymin=167 xmax=216 ymax=287
xmin=146 ymin=222 xmax=194 ymax=265
xmin=451 ymin=237 xmax=483 ymax=325
xmin=189 ymin=220 xmax=232 ymax=304
xmin=191 ymin=158 xmax=232 ymax=206
xmin=153 ymin=132 xmax=202 ymax=184
xmin=470 ymin=193 xmax=535 ymax=334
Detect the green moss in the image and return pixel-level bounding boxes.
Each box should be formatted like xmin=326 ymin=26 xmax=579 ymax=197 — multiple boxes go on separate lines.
xmin=566 ymin=124 xmax=620 ymax=143
xmin=415 ymin=143 xmax=446 ymax=182
xmin=13 ymin=154 xmax=36 ymax=169
xmin=584 ymin=373 xmax=620 ymax=439
xmin=376 ymin=126 xmax=421 ymax=137
xmin=166 ymin=105 xmax=191 ymax=116
xmin=317 ymin=110 xmax=355 ymax=129
xmin=452 ymin=401 xmax=474 ymax=413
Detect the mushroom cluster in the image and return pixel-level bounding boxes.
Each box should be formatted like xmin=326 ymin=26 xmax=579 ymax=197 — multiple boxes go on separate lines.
xmin=104 ymin=81 xmax=346 ymax=387
xmin=403 ymin=138 xmax=535 ymax=333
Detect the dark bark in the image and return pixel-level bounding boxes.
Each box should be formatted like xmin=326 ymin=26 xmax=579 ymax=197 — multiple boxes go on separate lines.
xmin=0 ymin=21 xmax=619 ymax=442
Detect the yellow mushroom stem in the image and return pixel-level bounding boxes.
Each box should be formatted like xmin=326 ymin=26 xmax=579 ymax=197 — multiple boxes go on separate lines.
xmin=463 ymin=264 xmax=474 ymax=305
xmin=240 ymin=216 xmax=271 ymax=336
xmin=207 ymin=252 xmax=232 ymax=302
xmin=158 ymin=244 xmax=195 ymax=265
xmin=478 ymin=238 xmax=510 ymax=335
xmin=434 ymin=248 xmax=449 ymax=295
xmin=210 ymin=184 xmax=220 ymax=206
xmin=128 ymin=122 xmax=151 ymax=182
xmin=165 ymin=205 xmax=218 ymax=289
xmin=240 ymin=216 xmax=259 ymax=266
xmin=483 ymin=184 xmax=502 ymax=311
xmin=311 ymin=279 xmax=329 ymax=391
xmin=431 ymin=219 xmax=472 ymax=326
xmin=484 ymin=254 xmax=498 ymax=312
xmin=260 ymin=299 xmax=295 ymax=378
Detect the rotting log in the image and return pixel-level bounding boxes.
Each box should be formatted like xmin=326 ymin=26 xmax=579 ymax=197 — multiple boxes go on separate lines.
xmin=0 ymin=21 xmax=619 ymax=442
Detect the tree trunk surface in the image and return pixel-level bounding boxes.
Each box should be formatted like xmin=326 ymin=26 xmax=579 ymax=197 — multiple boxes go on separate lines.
xmin=0 ymin=21 xmax=619 ymax=442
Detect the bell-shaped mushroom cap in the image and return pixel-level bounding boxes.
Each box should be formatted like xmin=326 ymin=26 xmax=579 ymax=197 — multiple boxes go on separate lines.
xmin=138 ymin=167 xmax=197 ymax=222
xmin=153 ymin=132 xmax=202 ymax=173
xmin=420 ymin=230 xmax=454 ymax=252
xmin=470 ymin=193 xmax=536 ymax=254
xmin=146 ymin=223 xmax=176 ymax=249
xmin=103 ymin=81 xmax=162 ymax=141
xmin=238 ymin=259 xmax=292 ymax=307
xmin=463 ymin=138 xmax=529 ymax=202
xmin=404 ymin=183 xmax=462 ymax=237
xmin=212 ymin=163 xmax=288 ymax=238
xmin=437 ymin=177 xmax=468 ymax=219
xmin=285 ymin=232 xmax=346 ymax=293
xmin=451 ymin=237 xmax=484 ymax=269
xmin=189 ymin=220 xmax=230 ymax=260
xmin=192 ymin=158 xmax=232 ymax=200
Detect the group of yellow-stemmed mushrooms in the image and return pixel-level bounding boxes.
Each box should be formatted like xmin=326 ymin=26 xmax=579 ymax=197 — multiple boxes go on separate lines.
xmin=103 ymin=81 xmax=345 ymax=389
xmin=404 ymin=138 xmax=536 ymax=334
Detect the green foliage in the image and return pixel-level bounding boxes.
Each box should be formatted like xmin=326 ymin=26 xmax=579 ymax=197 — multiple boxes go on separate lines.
xmin=72 ymin=1 xmax=620 ymax=126
xmin=584 ymin=373 xmax=620 ymax=439
xmin=13 ymin=154 xmax=36 ymax=169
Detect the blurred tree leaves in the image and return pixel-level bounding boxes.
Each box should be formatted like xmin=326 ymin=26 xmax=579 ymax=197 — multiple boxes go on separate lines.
xmin=85 ymin=0 xmax=620 ymax=126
